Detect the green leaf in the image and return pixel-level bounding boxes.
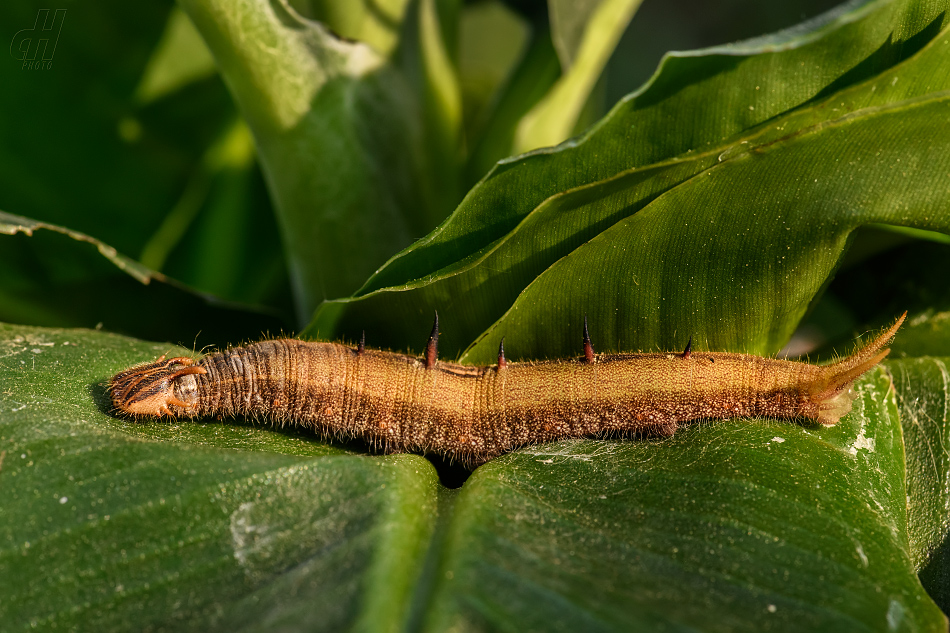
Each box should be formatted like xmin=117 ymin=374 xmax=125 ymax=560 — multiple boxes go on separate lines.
xmin=288 ymin=0 xmax=412 ymax=56
xmin=423 ymin=367 xmax=943 ymax=631
xmin=0 ymin=2 xmax=230 ymax=259
xmin=352 ymin=0 xmax=950 ymax=297
xmin=514 ymin=0 xmax=643 ymax=153
xmin=461 ymin=90 xmax=950 ymax=363
xmin=2 ymin=323 xmax=945 ymax=630
xmin=461 ymin=15 xmax=560 ymax=187
xmin=131 ymin=8 xmax=291 ymax=313
xmin=890 ymin=356 xmax=950 ymax=612
xmin=0 ymin=3 xmax=292 ymax=320
xmin=548 ymin=0 xmax=606 ymax=67
xmin=0 ymin=323 xmax=438 ymax=631
xmin=893 ymin=314 xmax=950 ymax=358
xmin=813 ymin=235 xmax=950 ymax=359
xmin=394 ymin=0 xmax=464 ymax=221
xmin=178 ymin=0 xmax=460 ymax=321
xmin=138 ymin=118 xmax=293 ymax=316
xmin=134 ymin=6 xmax=217 ymax=103
xmin=782 ymin=228 xmax=950 ymax=367
xmin=456 ymin=1 xmax=532 ymax=160
xmin=0 ymin=212 xmax=283 ymax=347
xmin=306 ymin=10 xmax=950 ymax=361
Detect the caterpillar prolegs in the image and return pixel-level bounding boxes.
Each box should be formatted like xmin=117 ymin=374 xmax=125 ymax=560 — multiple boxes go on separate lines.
xmin=109 ymin=313 xmax=905 ymax=467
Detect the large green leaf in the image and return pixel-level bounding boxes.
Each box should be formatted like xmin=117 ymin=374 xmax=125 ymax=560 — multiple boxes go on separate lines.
xmin=1 ymin=323 xmax=946 ymax=630
xmin=178 ymin=0 xmax=461 ymax=321
xmin=0 ymin=212 xmax=284 ymax=347
xmin=423 ymin=366 xmax=942 ymax=631
xmin=306 ymin=8 xmax=950 ymax=361
xmin=459 ymin=90 xmax=950 ymax=363
xmin=0 ymin=323 xmax=438 ymax=631
xmin=355 ymin=0 xmax=950 ymax=292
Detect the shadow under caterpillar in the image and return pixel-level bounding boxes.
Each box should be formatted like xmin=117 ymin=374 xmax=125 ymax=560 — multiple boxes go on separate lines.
xmin=109 ymin=312 xmax=905 ymax=467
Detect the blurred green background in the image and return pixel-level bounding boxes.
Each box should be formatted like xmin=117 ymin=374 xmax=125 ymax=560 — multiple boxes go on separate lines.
xmin=1 ymin=0 xmax=845 ymax=346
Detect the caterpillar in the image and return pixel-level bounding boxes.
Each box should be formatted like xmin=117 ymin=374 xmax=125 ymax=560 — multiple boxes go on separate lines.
xmin=109 ymin=312 xmax=905 ymax=467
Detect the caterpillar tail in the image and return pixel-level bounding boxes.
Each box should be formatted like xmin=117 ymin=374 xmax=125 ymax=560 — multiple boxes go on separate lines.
xmin=810 ymin=311 xmax=906 ymax=425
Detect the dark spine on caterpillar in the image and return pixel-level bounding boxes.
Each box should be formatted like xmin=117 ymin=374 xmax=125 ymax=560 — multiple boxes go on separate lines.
xmin=582 ymin=316 xmax=595 ymax=364
xmin=110 ymin=314 xmax=906 ymax=467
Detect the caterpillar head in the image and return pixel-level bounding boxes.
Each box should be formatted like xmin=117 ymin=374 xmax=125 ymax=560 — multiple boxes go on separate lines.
xmin=109 ymin=355 xmax=207 ymax=417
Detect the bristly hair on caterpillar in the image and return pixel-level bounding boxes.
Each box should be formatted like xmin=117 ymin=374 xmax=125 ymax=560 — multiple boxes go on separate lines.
xmin=109 ymin=312 xmax=906 ymax=467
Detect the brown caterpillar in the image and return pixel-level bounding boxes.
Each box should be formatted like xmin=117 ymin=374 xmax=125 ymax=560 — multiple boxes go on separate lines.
xmin=109 ymin=313 xmax=905 ymax=467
